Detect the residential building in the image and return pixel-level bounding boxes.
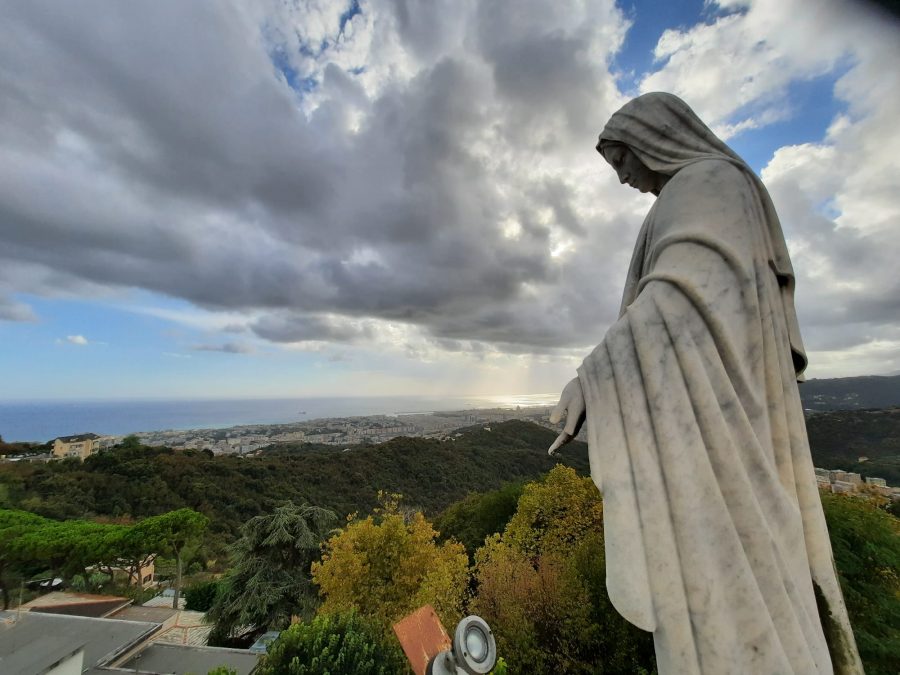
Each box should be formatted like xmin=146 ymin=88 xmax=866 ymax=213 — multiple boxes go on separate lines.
xmin=52 ymin=433 xmax=101 ymax=460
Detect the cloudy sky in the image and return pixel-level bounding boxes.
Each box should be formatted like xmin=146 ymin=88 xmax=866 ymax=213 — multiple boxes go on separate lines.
xmin=0 ymin=0 xmax=897 ymax=401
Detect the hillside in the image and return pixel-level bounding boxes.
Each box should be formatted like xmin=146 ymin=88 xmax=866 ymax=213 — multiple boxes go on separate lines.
xmin=805 ymin=407 xmax=900 ymax=484
xmin=2 ymin=410 xmax=897 ymax=545
xmin=799 ymin=374 xmax=900 ymax=411
xmin=0 ymin=421 xmax=589 ymax=541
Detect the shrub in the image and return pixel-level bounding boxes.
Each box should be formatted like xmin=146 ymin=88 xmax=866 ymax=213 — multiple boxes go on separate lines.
xmin=257 ymin=612 xmax=409 ymax=675
xmin=822 ymin=492 xmax=900 ymax=675
xmin=184 ymin=579 xmax=220 ymax=612
xmin=434 ymin=481 xmax=525 ymax=556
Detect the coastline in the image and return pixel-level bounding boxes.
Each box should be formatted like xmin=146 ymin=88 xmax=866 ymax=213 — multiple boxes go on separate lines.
xmin=0 ymin=394 xmax=559 ymax=443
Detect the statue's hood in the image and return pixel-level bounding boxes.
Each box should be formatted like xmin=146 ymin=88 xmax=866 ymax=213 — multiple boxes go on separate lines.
xmin=599 ymin=92 xmax=807 ymax=376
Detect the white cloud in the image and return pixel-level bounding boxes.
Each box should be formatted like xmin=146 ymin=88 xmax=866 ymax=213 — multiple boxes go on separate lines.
xmin=638 ymin=0 xmax=900 ymax=377
xmin=66 ymin=335 xmax=88 ymax=345
xmin=639 ymin=0 xmax=893 ymax=132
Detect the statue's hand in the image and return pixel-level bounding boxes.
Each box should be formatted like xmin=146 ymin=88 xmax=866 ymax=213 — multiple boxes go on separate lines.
xmin=548 ymin=377 xmax=586 ymax=456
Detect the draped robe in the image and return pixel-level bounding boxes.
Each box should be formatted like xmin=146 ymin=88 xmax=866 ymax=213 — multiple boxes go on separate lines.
xmin=577 ymin=155 xmax=863 ymax=673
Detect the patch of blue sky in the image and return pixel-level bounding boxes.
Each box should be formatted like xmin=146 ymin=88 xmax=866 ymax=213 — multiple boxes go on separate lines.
xmin=0 ymin=293 xmax=331 ymax=400
xmin=612 ymin=0 xmax=720 ymax=93
xmin=0 ymin=295 xmax=153 ymax=399
xmin=339 ymin=0 xmax=362 ymax=36
xmin=5 ymin=294 xmax=169 ymax=353
xmin=296 ymin=36 xmax=329 ymax=60
xmin=728 ymin=69 xmax=850 ymax=173
xmin=265 ymin=1 xmax=363 ymax=95
xmin=611 ymin=3 xmax=850 ymax=174
xmin=269 ymin=45 xmax=318 ymax=93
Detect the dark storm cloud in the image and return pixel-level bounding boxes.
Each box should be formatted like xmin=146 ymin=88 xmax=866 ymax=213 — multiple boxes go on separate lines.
xmin=0 ymin=296 xmax=36 ymax=322
xmin=251 ymin=313 xmax=374 ymax=343
xmin=0 ymin=0 xmax=627 ymax=351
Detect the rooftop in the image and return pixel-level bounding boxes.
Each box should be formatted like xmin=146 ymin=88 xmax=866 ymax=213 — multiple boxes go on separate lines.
xmin=0 ymin=610 xmax=159 ymax=674
xmin=55 ymin=433 xmax=100 ymax=442
xmin=109 ymin=604 xmax=178 ymax=625
xmin=117 ymin=643 xmax=260 ymax=675
xmin=0 ymin=633 xmax=84 ymax=675
xmin=150 ymin=610 xmax=212 ymax=646
xmin=21 ymin=591 xmax=131 ymax=618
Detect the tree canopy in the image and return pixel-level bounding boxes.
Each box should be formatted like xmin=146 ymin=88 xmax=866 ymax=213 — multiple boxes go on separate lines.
xmin=0 ymin=507 xmax=207 ymax=609
xmin=312 ymin=493 xmax=468 ymax=633
xmin=208 ymin=501 xmax=338 ymax=642
xmin=257 ymin=611 xmax=409 ymax=675
xmin=0 ymin=422 xmax=591 ymax=543
xmin=469 ymin=466 xmax=656 ymax=674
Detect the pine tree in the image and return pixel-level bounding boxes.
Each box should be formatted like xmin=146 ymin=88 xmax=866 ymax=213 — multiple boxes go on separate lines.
xmin=208 ymin=502 xmax=338 ymax=641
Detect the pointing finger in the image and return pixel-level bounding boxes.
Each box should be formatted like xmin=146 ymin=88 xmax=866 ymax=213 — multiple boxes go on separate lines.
xmin=548 ymin=431 xmax=571 ymax=455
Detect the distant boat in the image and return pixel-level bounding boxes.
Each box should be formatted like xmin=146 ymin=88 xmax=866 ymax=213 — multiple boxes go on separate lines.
xmin=298 ymin=411 xmax=306 ymax=415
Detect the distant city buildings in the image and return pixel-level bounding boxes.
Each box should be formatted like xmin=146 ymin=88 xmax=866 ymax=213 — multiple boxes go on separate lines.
xmin=0 ymin=406 xmax=569 ymax=465
xmin=119 ymin=408 xmax=558 ymax=455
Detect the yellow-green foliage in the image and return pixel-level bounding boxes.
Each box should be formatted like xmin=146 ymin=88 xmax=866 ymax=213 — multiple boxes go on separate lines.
xmin=311 ymin=493 xmax=468 ymax=631
xmin=470 ymin=533 xmax=599 ymax=672
xmin=469 ymin=466 xmax=656 ymax=674
xmin=502 ymin=465 xmax=604 ymax=557
xmin=820 ymin=492 xmax=900 ymax=674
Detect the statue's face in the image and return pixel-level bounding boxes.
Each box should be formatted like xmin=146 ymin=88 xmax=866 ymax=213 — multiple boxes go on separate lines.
xmin=600 ymin=143 xmax=662 ymax=195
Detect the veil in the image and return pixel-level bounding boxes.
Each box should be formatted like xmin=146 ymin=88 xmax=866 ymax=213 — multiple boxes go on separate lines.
xmin=598 ymin=93 xmax=807 ymax=376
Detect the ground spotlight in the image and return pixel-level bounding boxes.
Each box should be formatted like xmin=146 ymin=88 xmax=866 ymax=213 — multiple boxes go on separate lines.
xmin=426 ymin=615 xmax=497 ymax=675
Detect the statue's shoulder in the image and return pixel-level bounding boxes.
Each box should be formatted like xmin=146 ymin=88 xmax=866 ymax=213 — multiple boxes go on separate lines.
xmin=655 ymin=158 xmax=755 ymax=237
xmin=672 ymin=157 xmax=744 ymax=182
xmin=664 ymin=158 xmax=748 ymax=200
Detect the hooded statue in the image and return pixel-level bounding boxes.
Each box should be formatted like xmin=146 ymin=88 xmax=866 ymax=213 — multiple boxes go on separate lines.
xmin=566 ymin=93 xmax=863 ymax=673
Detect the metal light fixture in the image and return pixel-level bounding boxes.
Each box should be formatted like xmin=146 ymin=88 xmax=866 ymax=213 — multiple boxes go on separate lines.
xmin=426 ymin=615 xmax=497 ymax=675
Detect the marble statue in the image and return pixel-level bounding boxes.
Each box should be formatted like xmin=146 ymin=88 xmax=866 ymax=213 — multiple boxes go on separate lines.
xmin=548 ymin=93 xmax=863 ymax=674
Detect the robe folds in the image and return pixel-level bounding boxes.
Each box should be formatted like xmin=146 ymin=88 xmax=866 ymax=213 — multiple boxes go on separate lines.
xmin=577 ymin=158 xmax=864 ymax=674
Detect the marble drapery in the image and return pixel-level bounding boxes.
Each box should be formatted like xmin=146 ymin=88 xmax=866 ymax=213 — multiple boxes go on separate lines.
xmin=578 ymin=94 xmax=863 ymax=674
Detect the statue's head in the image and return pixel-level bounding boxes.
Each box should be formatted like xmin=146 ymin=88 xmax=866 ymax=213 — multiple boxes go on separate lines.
xmin=597 ymin=140 xmax=669 ymax=196
xmin=597 ymin=92 xmax=743 ymax=193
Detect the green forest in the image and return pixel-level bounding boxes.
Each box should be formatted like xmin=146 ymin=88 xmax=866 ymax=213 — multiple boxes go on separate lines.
xmin=1 ymin=420 xmax=898 ymax=673
xmin=805 ymin=408 xmax=900 ymax=484
xmin=0 ymin=421 xmax=589 ymax=541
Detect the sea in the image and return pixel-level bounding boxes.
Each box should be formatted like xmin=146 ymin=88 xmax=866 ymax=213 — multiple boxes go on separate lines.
xmin=0 ymin=394 xmax=559 ymax=443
